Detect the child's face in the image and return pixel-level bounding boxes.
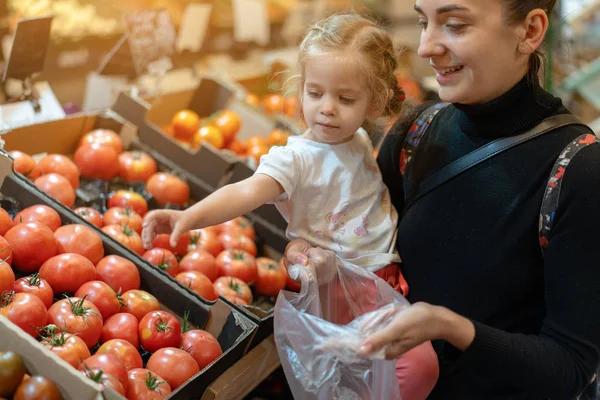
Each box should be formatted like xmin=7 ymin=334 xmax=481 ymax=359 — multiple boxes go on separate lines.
xmin=302 ymin=52 xmax=375 ymax=144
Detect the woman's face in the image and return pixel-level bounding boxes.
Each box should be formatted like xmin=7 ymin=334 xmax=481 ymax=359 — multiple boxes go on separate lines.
xmin=415 ymin=0 xmax=530 ymax=104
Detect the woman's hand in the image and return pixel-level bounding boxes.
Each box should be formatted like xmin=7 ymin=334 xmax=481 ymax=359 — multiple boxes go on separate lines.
xmin=141 ymin=209 xmax=187 ymax=249
xmin=359 ymin=302 xmax=476 ymax=360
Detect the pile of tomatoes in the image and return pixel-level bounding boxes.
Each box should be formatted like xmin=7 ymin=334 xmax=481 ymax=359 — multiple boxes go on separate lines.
xmin=0 ymin=351 xmax=63 ymax=400
xmin=0 ymin=205 xmax=224 ymax=398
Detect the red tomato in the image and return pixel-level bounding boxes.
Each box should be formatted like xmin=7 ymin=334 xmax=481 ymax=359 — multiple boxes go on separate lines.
xmin=13 ymin=205 xmax=61 ymax=232
xmin=146 ymin=347 xmax=200 ymax=389
xmin=47 ymin=297 xmax=103 ymax=348
xmin=223 ymin=294 xmax=248 ymax=305
xmin=120 ymin=290 xmax=160 ymax=321
xmin=9 ymin=150 xmax=40 ymax=180
xmin=218 ymin=232 xmax=257 ymax=256
xmin=213 ymin=276 xmax=253 ymax=304
xmin=108 ymin=190 xmax=148 ymax=217
xmin=104 ymin=207 xmax=143 ymax=234
xmin=254 ymin=257 xmax=287 ymax=297
xmin=171 ymin=110 xmax=200 ymax=141
xmin=138 ymin=311 xmax=182 ymax=353
xmin=213 ymin=110 xmax=241 ymax=143
xmin=283 ymin=96 xmax=298 ymax=118
xmin=142 ymin=248 xmax=180 ymax=278
xmin=74 ymin=143 xmax=120 ymax=181
xmin=101 ymin=313 xmax=140 ymax=349
xmin=97 ymin=339 xmax=143 ymax=371
xmin=118 ymin=151 xmax=158 ymax=183
xmin=55 ymin=224 xmax=105 ymax=264
xmin=216 ymin=249 xmax=257 ymax=284
xmin=75 ymin=281 xmax=121 ymax=320
xmin=79 ymin=353 xmax=128 ymax=390
xmin=13 ymin=375 xmax=63 ymax=400
xmin=4 ymin=222 xmax=58 ymax=273
xmin=34 ymin=173 xmax=76 ymax=207
xmin=74 ymin=207 xmax=104 ymax=229
xmin=0 ymin=261 xmax=15 ymax=294
xmin=175 ymin=271 xmax=218 ymax=301
xmin=282 ymin=257 xmax=301 ymax=292
xmin=152 ymin=232 xmax=190 ymax=257
xmin=179 ymin=250 xmax=218 ymax=281
xmin=188 ymin=229 xmax=223 ymax=257
xmin=95 ymin=255 xmax=140 ymax=293
xmin=79 ymin=129 xmax=123 ymax=154
xmin=247 ymin=144 xmax=269 ymax=165
xmin=0 ymin=291 xmax=48 ymax=337
xmin=225 ymin=139 xmax=247 ymax=156
xmin=263 ymin=94 xmax=284 ymax=114
xmin=102 ymin=224 xmax=144 ymax=255
xmin=0 ymin=236 xmax=11 ymax=265
xmin=127 ymin=368 xmax=172 ymax=400
xmin=218 ymin=216 xmax=255 ymax=240
xmin=146 ymin=173 xmax=190 ymax=207
xmin=181 ymin=329 xmax=222 ymax=370
xmin=39 ymin=253 xmax=96 ymax=294
xmin=81 ymin=366 xmax=126 ymax=396
xmin=40 ymin=330 xmax=90 ymax=368
xmin=37 ymin=154 xmax=80 ymax=189
xmin=0 ymin=208 xmax=13 ymax=236
xmin=13 ymin=273 xmax=53 ymax=309
xmin=192 ymin=125 xmax=224 ymax=150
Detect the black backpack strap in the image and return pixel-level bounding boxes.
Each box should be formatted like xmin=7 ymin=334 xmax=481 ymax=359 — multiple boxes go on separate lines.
xmin=539 ymin=132 xmax=599 ymax=254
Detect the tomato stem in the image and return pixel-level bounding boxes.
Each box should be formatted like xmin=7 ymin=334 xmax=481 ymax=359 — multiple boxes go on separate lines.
xmin=27 ymin=272 xmax=41 ymax=286
xmin=0 ymin=290 xmax=15 ymax=308
xmin=145 ymin=370 xmax=168 ymax=391
xmin=181 ymin=310 xmax=192 ymax=333
xmin=155 ymin=314 xmax=174 ymax=333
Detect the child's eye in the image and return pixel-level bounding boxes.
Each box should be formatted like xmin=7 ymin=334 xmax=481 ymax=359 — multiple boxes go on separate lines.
xmin=340 ymin=97 xmax=355 ymax=104
xmin=307 ymin=91 xmax=322 ymax=98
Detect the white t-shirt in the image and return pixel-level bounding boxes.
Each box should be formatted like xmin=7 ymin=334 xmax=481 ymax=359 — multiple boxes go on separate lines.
xmin=255 ymin=131 xmax=400 ymax=271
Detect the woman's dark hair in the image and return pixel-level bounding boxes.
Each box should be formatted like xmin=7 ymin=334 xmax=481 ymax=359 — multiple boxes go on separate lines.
xmin=501 ymin=0 xmax=557 ymax=83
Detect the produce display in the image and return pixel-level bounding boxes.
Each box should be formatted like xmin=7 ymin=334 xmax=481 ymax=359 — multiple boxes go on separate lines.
xmin=0 ymin=351 xmax=63 ymax=400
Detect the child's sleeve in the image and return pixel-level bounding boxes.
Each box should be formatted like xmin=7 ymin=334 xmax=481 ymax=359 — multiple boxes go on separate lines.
xmin=254 ymin=145 xmax=301 ymax=202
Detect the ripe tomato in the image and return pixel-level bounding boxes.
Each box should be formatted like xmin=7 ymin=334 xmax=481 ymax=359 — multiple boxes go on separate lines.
xmin=101 ymin=313 xmax=140 ymax=349
xmin=127 ymin=368 xmax=172 ymax=400
xmin=74 ymin=143 xmax=120 ymax=181
xmin=218 ymin=216 xmax=255 ymax=240
xmin=245 ymin=93 xmax=260 ymax=106
xmin=5 ymin=222 xmax=57 ymax=273
xmin=152 ymin=232 xmax=190 ymax=257
xmin=39 ymin=253 xmax=96 ymax=294
xmin=120 ymin=290 xmax=160 ymax=321
xmin=108 ymin=190 xmax=148 ymax=217
xmin=0 ymin=292 xmax=48 ymax=337
xmin=247 ymin=143 xmax=269 ymax=165
xmin=139 ymin=311 xmax=182 ymax=353
xmin=146 ymin=173 xmax=190 ymax=207
xmin=102 ymin=224 xmax=144 ymax=255
xmin=34 ymin=173 xmax=76 ymax=207
xmin=179 ymin=250 xmax=218 ymax=282
xmin=283 ymin=96 xmax=299 ymax=118
xmin=218 ymin=232 xmax=257 ymax=256
xmin=213 ymin=110 xmax=241 ymax=143
xmin=118 ymin=151 xmax=158 ymax=183
xmin=188 ymin=229 xmax=222 ymax=257
xmin=225 ymin=139 xmax=247 ymax=156
xmin=172 ymin=110 xmax=201 ymax=141
xmin=40 ymin=330 xmax=90 ymax=368
xmin=74 ymin=207 xmax=104 ymax=229
xmin=13 ymin=273 xmax=53 ymax=309
xmin=282 ymin=257 xmax=301 ymax=292
xmin=0 ymin=208 xmax=13 ymax=236
xmin=37 ymin=154 xmax=80 ymax=189
xmin=0 ymin=351 xmax=26 ymax=397
xmin=55 ymin=224 xmax=105 ymax=264
xmin=80 ymin=129 xmax=123 ymax=154
xmin=104 ymin=207 xmax=143 ymax=234
xmin=175 ymin=271 xmax=217 ymax=301
xmin=181 ymin=329 xmax=222 ymax=370
xmin=47 ymin=297 xmax=103 ymax=348
xmin=0 ymin=261 xmax=15 ymax=294
xmin=263 ymin=94 xmax=284 ymax=114
xmin=81 ymin=366 xmax=126 ymax=396
xmin=142 ymin=248 xmax=180 ymax=278
xmin=13 ymin=205 xmax=61 ymax=232
xmin=9 ymin=151 xmax=40 ymax=180
xmin=268 ymin=128 xmax=290 ymax=147
xmin=146 ymin=347 xmax=200 ymax=390
xmin=13 ymin=375 xmax=63 ymax=400
xmin=0 ymin=236 xmax=11 ymax=266
xmin=193 ymin=125 xmax=224 ymax=150
xmin=97 ymin=339 xmax=143 ymax=371
xmin=95 ymin=255 xmax=141 ymax=293
xmin=213 ymin=276 xmax=253 ymax=304
xmin=245 ymin=136 xmax=268 ymax=148
xmin=216 ymin=249 xmax=257 ymax=284
xmin=223 ymin=294 xmax=248 ymax=305
xmin=254 ymin=257 xmax=287 ymax=297
xmin=79 ymin=353 xmax=128 ymax=391
xmin=161 ymin=124 xmax=175 ymax=137
xmin=75 ymin=281 xmax=121 ymax=320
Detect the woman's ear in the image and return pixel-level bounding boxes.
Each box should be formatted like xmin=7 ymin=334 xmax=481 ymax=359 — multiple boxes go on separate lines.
xmin=517 ymin=8 xmax=549 ymax=54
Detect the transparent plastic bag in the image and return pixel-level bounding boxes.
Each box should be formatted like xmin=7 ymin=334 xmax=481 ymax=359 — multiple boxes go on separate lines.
xmin=274 ymin=254 xmax=409 ymax=400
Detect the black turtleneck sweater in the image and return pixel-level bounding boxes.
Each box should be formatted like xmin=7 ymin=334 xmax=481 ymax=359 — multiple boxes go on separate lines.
xmin=378 ymin=77 xmax=600 ymax=399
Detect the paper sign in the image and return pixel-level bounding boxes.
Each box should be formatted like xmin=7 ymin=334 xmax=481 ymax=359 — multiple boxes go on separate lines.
xmin=82 ymin=72 xmax=129 ymax=112
xmin=0 ymin=82 xmax=65 ymax=132
xmin=176 ymin=3 xmax=213 ymax=53
xmin=123 ymin=9 xmax=176 ymax=76
xmin=232 ymin=0 xmax=270 ymax=46
xmin=3 ymin=16 xmax=53 ymax=81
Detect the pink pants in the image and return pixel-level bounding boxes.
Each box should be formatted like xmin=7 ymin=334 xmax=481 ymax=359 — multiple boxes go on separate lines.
xmin=332 ymin=264 xmax=439 ymax=400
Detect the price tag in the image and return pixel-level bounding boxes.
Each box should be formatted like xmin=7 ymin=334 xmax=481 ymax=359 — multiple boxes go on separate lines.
xmin=3 ymin=16 xmax=53 ymax=81
xmin=232 ymin=0 xmax=270 ymax=46
xmin=176 ymin=3 xmax=213 ymax=53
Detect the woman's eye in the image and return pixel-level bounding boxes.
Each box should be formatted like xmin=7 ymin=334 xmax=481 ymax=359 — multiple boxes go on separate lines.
xmin=417 ymin=19 xmax=428 ymax=30
xmin=340 ymin=97 xmax=355 ymax=104
xmin=446 ymin=24 xmax=466 ymax=33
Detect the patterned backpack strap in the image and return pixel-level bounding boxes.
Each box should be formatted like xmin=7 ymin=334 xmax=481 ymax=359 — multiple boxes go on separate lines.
xmin=401 ymin=102 xmax=449 ymax=199
xmin=539 ymin=133 xmax=599 ymax=254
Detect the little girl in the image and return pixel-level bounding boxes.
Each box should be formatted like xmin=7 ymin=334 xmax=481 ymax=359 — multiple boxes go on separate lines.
xmin=142 ymin=12 xmax=438 ymax=399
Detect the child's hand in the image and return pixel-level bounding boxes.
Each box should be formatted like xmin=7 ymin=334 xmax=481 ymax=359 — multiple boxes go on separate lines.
xmin=141 ymin=209 xmax=187 ymax=249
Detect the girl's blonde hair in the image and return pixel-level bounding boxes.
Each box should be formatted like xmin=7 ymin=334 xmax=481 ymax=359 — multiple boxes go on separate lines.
xmin=294 ymin=12 xmax=404 ymax=118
